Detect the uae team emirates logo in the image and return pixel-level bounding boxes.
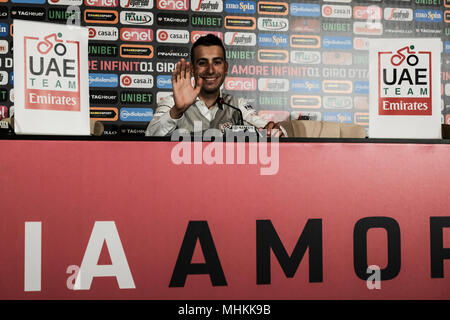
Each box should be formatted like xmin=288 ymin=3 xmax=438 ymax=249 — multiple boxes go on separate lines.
xmin=379 ymin=45 xmax=432 ymax=115
xmin=24 ymin=32 xmax=80 ymax=111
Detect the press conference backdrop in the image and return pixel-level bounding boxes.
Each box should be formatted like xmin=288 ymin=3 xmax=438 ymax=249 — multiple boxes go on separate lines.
xmin=0 ymin=0 xmax=450 ymax=135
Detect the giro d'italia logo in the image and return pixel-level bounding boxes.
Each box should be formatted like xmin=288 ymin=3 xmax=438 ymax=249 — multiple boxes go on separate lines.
xmin=24 ymin=32 xmax=81 ymax=111
xmin=378 ymin=45 xmax=432 ymax=116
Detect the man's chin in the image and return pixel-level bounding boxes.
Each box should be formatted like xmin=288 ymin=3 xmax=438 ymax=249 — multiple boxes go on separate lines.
xmin=201 ymin=86 xmax=221 ymax=94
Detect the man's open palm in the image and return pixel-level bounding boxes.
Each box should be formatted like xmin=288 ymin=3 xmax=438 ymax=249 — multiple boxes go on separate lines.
xmin=171 ymin=59 xmax=202 ymax=115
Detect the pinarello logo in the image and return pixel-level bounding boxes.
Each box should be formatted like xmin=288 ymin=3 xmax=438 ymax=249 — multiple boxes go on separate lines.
xmin=120 ymin=28 xmax=153 ymax=41
xmin=224 ymin=77 xmax=256 ymax=91
xmin=191 ymin=30 xmax=222 ymax=42
xmin=121 ymin=75 xmax=132 ymax=86
xmin=88 ymin=28 xmax=97 ymax=38
xmin=157 ymin=0 xmax=188 ymax=10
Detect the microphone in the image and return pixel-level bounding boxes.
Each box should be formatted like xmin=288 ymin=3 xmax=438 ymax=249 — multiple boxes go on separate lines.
xmin=216 ymin=96 xmax=244 ymax=125
xmin=216 ymin=96 xmax=261 ymax=137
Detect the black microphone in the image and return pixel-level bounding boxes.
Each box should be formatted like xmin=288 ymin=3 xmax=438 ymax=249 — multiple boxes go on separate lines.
xmin=216 ymin=97 xmax=244 ymax=125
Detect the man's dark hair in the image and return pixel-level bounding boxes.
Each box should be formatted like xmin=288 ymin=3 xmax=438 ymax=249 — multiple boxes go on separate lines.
xmin=190 ymin=34 xmax=226 ymax=64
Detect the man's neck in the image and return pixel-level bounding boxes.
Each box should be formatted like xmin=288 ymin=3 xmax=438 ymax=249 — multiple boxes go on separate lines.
xmin=199 ymin=91 xmax=220 ymax=109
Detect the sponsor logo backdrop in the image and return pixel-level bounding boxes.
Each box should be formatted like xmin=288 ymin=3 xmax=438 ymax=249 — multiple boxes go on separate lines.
xmin=0 ymin=0 xmax=449 ymax=134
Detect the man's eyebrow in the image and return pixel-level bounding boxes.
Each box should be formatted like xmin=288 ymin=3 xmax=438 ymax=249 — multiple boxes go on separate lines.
xmin=196 ymin=57 xmax=224 ymax=62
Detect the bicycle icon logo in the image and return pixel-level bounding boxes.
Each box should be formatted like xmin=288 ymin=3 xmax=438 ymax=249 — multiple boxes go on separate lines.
xmin=37 ymin=32 xmax=67 ymax=56
xmin=390 ymin=45 xmax=419 ymax=67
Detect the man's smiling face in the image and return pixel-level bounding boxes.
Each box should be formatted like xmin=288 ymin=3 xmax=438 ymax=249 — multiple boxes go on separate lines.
xmin=192 ymin=45 xmax=228 ymax=95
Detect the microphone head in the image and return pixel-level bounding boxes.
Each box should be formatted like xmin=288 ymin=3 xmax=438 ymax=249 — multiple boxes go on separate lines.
xmin=217 ymin=97 xmax=224 ymax=105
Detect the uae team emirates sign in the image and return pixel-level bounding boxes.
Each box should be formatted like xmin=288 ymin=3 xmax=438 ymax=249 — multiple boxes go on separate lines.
xmin=14 ymin=20 xmax=90 ymax=135
xmin=379 ymin=45 xmax=431 ymax=116
xmin=24 ymin=32 xmax=81 ymax=111
xmin=369 ymin=38 xmax=441 ymax=139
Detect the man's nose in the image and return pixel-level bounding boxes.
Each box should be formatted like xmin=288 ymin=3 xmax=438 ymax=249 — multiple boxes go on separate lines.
xmin=207 ymin=62 xmax=214 ymax=74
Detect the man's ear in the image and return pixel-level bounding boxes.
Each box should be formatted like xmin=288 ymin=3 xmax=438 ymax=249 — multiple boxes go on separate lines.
xmin=225 ymin=60 xmax=229 ymax=74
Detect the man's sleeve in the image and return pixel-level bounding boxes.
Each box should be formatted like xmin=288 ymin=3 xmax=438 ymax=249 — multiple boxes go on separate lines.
xmin=145 ymin=96 xmax=184 ymax=136
xmin=236 ymin=97 xmax=268 ymax=129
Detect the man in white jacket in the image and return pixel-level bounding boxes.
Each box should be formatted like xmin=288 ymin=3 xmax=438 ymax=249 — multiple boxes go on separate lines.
xmin=145 ymin=34 xmax=281 ymax=137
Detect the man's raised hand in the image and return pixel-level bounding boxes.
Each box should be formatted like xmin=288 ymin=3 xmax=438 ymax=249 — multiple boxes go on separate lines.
xmin=170 ymin=58 xmax=203 ymax=119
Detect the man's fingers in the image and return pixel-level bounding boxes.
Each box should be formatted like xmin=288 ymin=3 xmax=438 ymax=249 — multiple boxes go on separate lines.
xmin=185 ymin=62 xmax=192 ymax=78
xmin=180 ymin=59 xmax=186 ymax=79
xmin=173 ymin=61 xmax=182 ymax=82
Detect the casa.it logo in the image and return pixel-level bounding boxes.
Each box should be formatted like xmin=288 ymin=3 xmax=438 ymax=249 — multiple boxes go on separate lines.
xmin=157 ymin=0 xmax=188 ymax=10
xmin=379 ymin=45 xmax=432 ymax=116
xmin=322 ymin=5 xmax=352 ymax=19
xmin=88 ymin=26 xmax=119 ymax=41
xmin=157 ymin=29 xmax=189 ymax=43
xmin=224 ymin=77 xmax=256 ymax=91
xmin=120 ymin=28 xmax=153 ymax=42
xmin=24 ymin=32 xmax=81 ymax=111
